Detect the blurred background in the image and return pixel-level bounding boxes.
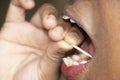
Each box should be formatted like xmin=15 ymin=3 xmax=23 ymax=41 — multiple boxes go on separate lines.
xmin=0 ymin=0 xmax=69 ymax=27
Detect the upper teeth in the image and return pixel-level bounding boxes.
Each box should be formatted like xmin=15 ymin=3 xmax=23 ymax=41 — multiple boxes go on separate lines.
xmin=70 ymin=19 xmax=75 ymax=23
xmin=62 ymin=15 xmax=70 ymax=20
xmin=62 ymin=15 xmax=76 ymax=23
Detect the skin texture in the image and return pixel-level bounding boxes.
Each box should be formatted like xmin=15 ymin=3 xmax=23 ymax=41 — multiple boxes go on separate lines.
xmin=0 ymin=0 xmax=83 ymax=80
xmin=1 ymin=0 xmax=120 ymax=80
xmin=64 ymin=0 xmax=120 ymax=80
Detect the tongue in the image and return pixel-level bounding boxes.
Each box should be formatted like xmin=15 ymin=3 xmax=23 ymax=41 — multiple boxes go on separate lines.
xmin=61 ymin=41 xmax=94 ymax=78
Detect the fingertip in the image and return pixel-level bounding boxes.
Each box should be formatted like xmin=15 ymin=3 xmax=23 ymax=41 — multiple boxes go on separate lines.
xmin=44 ymin=14 xmax=58 ymax=30
xmin=64 ymin=28 xmax=84 ymax=45
xmin=26 ymin=0 xmax=35 ymax=9
xmin=20 ymin=0 xmax=35 ymax=9
xmin=49 ymin=26 xmax=64 ymax=41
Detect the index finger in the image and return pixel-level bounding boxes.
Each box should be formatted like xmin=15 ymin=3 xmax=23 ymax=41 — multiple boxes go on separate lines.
xmin=5 ymin=0 xmax=35 ymax=22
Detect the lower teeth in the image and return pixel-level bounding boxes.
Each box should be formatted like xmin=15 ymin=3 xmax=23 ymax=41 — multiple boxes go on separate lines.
xmin=63 ymin=53 xmax=90 ymax=67
xmin=80 ymin=60 xmax=88 ymax=64
xmin=72 ymin=54 xmax=80 ymax=61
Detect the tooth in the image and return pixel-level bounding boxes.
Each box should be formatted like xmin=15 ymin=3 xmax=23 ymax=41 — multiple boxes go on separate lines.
xmin=63 ymin=58 xmax=69 ymax=66
xmin=79 ymin=53 xmax=87 ymax=59
xmin=80 ymin=60 xmax=88 ymax=64
xmin=70 ymin=19 xmax=75 ymax=23
xmin=72 ymin=54 xmax=80 ymax=61
xmin=62 ymin=15 xmax=70 ymax=20
xmin=67 ymin=57 xmax=74 ymax=66
xmin=73 ymin=61 xmax=79 ymax=66
xmin=63 ymin=57 xmax=74 ymax=67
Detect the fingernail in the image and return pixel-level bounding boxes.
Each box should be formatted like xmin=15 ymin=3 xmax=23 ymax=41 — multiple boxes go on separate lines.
xmin=49 ymin=26 xmax=64 ymax=41
xmin=47 ymin=15 xmax=57 ymax=25
xmin=25 ymin=0 xmax=35 ymax=8
xmin=65 ymin=31 xmax=83 ymax=45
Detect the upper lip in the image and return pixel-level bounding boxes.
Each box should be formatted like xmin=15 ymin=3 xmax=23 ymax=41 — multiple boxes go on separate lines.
xmin=63 ymin=6 xmax=88 ymax=36
xmin=63 ymin=5 xmax=96 ymax=50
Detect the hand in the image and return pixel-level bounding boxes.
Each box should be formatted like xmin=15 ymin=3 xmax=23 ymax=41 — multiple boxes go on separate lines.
xmin=0 ymin=0 xmax=83 ymax=80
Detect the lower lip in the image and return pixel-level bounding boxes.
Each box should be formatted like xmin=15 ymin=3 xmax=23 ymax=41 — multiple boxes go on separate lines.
xmin=61 ymin=41 xmax=94 ymax=78
xmin=61 ymin=61 xmax=88 ymax=78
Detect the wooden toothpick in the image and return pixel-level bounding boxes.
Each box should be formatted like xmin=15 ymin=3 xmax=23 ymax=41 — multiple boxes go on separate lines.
xmin=72 ymin=45 xmax=92 ymax=58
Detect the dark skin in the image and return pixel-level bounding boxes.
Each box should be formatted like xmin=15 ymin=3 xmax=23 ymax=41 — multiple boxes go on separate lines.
xmin=1 ymin=0 xmax=120 ymax=80
xmin=65 ymin=0 xmax=120 ymax=80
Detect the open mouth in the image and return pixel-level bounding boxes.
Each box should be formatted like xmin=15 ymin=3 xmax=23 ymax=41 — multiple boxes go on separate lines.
xmin=61 ymin=15 xmax=95 ymax=78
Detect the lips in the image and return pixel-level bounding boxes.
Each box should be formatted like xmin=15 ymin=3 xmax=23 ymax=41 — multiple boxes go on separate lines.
xmin=61 ymin=15 xmax=95 ymax=79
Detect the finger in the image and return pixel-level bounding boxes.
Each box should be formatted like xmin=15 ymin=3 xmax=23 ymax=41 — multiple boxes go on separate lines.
xmin=56 ymin=27 xmax=84 ymax=51
xmin=6 ymin=0 xmax=35 ymax=22
xmin=64 ymin=27 xmax=84 ymax=45
xmin=30 ymin=4 xmax=58 ymax=29
xmin=43 ymin=25 xmax=84 ymax=75
xmin=48 ymin=20 xmax=71 ymax=41
xmin=42 ymin=21 xmax=84 ymax=79
xmin=49 ymin=19 xmax=84 ymax=44
xmin=48 ymin=20 xmax=84 ymax=55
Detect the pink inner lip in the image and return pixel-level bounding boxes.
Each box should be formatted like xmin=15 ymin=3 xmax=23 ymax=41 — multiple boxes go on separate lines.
xmin=61 ymin=41 xmax=95 ymax=78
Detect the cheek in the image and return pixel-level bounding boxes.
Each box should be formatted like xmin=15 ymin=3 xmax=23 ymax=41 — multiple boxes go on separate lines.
xmin=88 ymin=29 xmax=120 ymax=80
xmin=87 ymin=6 xmax=120 ymax=80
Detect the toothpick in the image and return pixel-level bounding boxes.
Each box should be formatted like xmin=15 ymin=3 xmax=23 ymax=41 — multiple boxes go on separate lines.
xmin=72 ymin=45 xmax=92 ymax=58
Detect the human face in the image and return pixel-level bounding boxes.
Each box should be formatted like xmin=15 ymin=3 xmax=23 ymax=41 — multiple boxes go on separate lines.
xmin=62 ymin=0 xmax=120 ymax=80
